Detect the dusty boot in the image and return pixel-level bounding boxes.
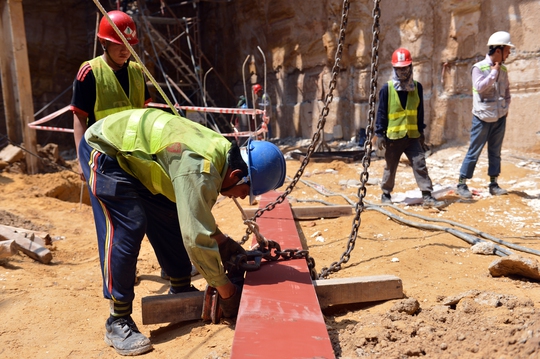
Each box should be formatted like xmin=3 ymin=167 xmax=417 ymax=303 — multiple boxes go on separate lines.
xmin=422 ymin=196 xmax=445 ymax=209
xmin=456 ymin=183 xmax=473 ymax=199
xmin=381 ymin=193 xmax=392 ymax=204
xmin=489 ymin=183 xmax=508 ymax=196
xmin=104 ymin=316 xmax=152 ymax=356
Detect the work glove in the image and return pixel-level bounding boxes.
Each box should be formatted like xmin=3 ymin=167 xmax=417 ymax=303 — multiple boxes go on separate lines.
xmin=218 ymin=236 xmax=247 ymax=282
xmin=375 ymin=136 xmax=386 ymax=150
xmin=219 ymin=283 xmax=243 ymax=318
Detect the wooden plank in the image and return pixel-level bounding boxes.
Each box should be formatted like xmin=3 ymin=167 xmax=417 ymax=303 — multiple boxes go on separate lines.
xmin=0 ymin=224 xmax=51 ymax=245
xmin=313 ymin=275 xmax=403 ymax=309
xmin=141 ymin=291 xmax=204 ymax=325
xmin=0 ymin=239 xmax=17 ymax=259
xmin=231 ymin=192 xmax=335 ymax=359
xmin=0 ymin=226 xmax=52 ymax=264
xmin=242 ymin=205 xmax=352 ymax=219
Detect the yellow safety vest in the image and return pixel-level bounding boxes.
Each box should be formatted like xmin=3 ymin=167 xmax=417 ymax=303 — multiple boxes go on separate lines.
xmin=386 ymin=80 xmax=420 ymax=140
xmin=88 ymin=57 xmax=145 ymax=122
xmin=100 ymin=109 xmax=231 ymax=202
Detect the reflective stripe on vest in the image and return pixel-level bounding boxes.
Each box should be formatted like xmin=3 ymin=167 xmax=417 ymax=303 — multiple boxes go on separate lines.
xmin=386 ymin=81 xmax=420 ymax=140
xmin=121 ymin=110 xmax=170 ymax=196
xmin=101 ymin=109 xmax=231 ymax=202
xmin=89 ymin=57 xmax=145 ymax=122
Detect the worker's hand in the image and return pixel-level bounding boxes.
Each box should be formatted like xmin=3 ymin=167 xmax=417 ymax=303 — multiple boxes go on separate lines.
xmin=218 ymin=236 xmax=247 ymax=280
xmin=492 ymin=62 xmax=501 ymax=71
xmin=219 ymin=283 xmax=243 ymax=318
xmin=376 ymin=136 xmax=386 ymax=150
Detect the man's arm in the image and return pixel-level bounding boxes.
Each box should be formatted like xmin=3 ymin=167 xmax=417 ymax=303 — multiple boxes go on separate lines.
xmin=375 ymin=83 xmax=389 ymax=137
xmin=417 ymin=82 xmax=425 ymax=133
xmin=472 ymin=65 xmax=498 ymax=93
xmin=73 ymin=111 xmax=88 ymax=180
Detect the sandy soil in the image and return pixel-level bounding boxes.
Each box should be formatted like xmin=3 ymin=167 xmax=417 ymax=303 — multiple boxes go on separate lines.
xmin=1 ymin=142 xmax=540 ymax=359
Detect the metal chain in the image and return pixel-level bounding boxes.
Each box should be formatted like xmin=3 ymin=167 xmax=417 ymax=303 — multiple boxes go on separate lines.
xmin=239 ymin=0 xmax=351 ymax=246
xmin=234 ymin=241 xmax=318 ymax=279
xmin=318 ymin=0 xmax=381 ymax=279
xmin=237 ymin=0 xmax=381 ymax=282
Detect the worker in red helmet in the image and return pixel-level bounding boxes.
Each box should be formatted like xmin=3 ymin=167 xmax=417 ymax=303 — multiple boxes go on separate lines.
xmin=251 ymin=84 xmax=273 ymax=138
xmin=70 ymin=10 xmax=152 ymax=181
xmin=374 ymin=48 xmax=445 ymax=209
xmin=252 ymin=83 xmax=263 ymax=95
xmin=68 ymin=12 xmax=180 ymax=356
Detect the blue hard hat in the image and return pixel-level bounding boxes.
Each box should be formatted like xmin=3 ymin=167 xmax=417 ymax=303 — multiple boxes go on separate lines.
xmin=240 ymin=139 xmax=286 ymax=204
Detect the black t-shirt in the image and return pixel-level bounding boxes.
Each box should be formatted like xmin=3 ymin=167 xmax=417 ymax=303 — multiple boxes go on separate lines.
xmin=70 ymin=59 xmax=151 ymax=126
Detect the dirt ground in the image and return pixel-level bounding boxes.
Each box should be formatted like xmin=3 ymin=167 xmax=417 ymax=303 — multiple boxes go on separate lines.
xmin=1 ymin=141 xmax=540 ymax=359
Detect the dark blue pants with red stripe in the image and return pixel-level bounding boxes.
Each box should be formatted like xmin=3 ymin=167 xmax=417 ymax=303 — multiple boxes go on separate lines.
xmin=79 ymin=139 xmax=192 ymax=304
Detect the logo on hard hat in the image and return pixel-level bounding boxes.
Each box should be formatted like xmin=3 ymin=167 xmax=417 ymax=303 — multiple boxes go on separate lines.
xmin=124 ymin=26 xmax=135 ymax=39
xmin=397 ymin=51 xmax=406 ymax=62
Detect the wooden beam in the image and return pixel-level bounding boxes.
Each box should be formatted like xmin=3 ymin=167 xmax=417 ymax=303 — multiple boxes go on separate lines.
xmin=0 ymin=0 xmax=40 ymax=173
xmin=138 ymin=275 xmax=404 ymax=325
xmin=242 ymin=204 xmax=352 ymax=220
xmin=0 ymin=226 xmax=52 ymax=264
xmin=141 ymin=291 xmax=204 ymax=325
xmin=313 ymin=275 xmax=403 ymax=309
xmin=231 ymin=192 xmax=335 ymax=359
xmin=0 ymin=224 xmax=51 ymax=245
xmin=0 ymin=239 xmax=17 ymax=259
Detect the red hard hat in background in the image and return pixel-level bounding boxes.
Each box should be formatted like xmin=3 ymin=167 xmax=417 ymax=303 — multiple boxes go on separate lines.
xmin=391 ymin=48 xmax=412 ymax=67
xmin=98 ymin=10 xmax=139 ymax=45
xmin=252 ymin=84 xmax=263 ymax=94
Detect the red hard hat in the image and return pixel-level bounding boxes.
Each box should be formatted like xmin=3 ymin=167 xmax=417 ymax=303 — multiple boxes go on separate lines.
xmin=98 ymin=11 xmax=138 ymax=45
xmin=252 ymin=84 xmax=263 ymax=94
xmin=391 ymin=48 xmax=412 ymax=67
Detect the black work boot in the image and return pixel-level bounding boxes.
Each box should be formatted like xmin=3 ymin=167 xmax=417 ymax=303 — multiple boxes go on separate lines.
xmin=381 ymin=193 xmax=392 ymax=204
xmin=168 ymin=284 xmax=200 ymax=295
xmin=422 ymin=195 xmax=446 ymax=209
xmin=104 ymin=316 xmax=152 ymax=356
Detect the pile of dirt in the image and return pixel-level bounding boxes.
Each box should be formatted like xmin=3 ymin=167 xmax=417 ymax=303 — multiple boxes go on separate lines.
xmin=0 ymin=210 xmax=50 ymax=231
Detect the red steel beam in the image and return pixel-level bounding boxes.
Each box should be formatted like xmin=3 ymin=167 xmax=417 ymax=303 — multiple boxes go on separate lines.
xmin=231 ymin=192 xmax=335 ymax=359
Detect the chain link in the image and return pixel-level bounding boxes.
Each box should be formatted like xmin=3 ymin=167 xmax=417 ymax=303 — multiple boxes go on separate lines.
xmin=234 ymin=241 xmax=317 ymax=279
xmin=319 ymin=0 xmax=381 ymax=279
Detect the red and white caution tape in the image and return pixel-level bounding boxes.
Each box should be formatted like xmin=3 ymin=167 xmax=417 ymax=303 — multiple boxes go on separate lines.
xmin=147 ymin=102 xmax=265 ymax=116
xmin=27 ymin=103 xmax=268 ymax=137
xmin=27 ymin=105 xmax=74 ymax=133
xmin=148 ymin=102 xmax=269 ymax=138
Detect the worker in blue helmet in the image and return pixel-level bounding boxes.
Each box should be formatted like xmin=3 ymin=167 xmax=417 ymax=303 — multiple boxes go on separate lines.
xmin=78 ymin=107 xmax=286 ymax=356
